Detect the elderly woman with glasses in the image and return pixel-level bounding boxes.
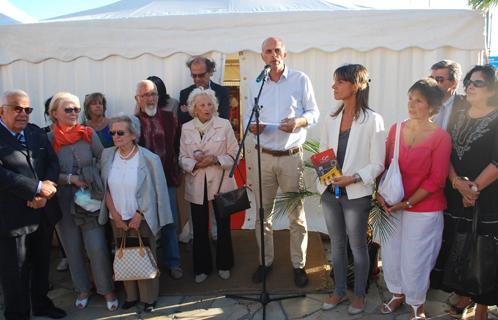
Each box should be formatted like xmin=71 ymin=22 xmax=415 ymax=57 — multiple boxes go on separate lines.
xmin=179 ymin=88 xmax=238 ymax=283
xmin=99 ymin=115 xmax=173 ymax=313
xmin=47 ymin=92 xmax=117 ymax=311
xmin=436 ymin=65 xmax=498 ymax=320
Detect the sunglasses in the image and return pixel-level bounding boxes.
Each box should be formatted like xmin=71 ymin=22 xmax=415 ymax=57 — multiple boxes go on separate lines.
xmin=429 ymin=76 xmax=449 ymax=84
xmin=109 ymin=130 xmax=127 ymax=136
xmin=64 ymin=107 xmax=81 ymax=114
xmin=464 ymin=79 xmax=487 ymax=88
xmin=3 ymin=104 xmax=34 ymax=114
xmin=191 ymin=72 xmax=207 ymax=79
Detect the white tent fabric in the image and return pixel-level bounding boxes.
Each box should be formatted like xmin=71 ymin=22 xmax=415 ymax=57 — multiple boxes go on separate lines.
xmin=0 ymin=1 xmax=485 ymax=233
xmin=0 ymin=0 xmax=36 ymax=25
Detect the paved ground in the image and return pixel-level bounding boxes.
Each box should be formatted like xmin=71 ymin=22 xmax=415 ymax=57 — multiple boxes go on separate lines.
xmin=1 ymin=241 xmax=497 ymax=319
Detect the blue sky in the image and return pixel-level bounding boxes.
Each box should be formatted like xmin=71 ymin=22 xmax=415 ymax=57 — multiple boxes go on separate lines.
xmin=10 ymin=0 xmax=118 ymax=20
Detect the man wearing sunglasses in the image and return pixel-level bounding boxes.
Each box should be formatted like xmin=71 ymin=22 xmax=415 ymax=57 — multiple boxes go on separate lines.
xmin=430 ymin=60 xmax=468 ymax=131
xmin=0 ymin=90 xmax=66 ymax=319
xmin=178 ymin=56 xmax=230 ymax=125
xmin=134 ymin=80 xmax=184 ymax=280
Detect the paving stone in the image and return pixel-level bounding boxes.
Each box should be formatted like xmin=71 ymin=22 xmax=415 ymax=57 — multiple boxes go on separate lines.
xmin=281 ymin=296 xmax=322 ymax=319
xmin=252 ymin=301 xmax=286 ymax=320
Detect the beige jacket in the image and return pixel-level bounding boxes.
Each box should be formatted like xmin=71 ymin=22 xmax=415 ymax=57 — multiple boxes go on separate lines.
xmin=99 ymin=146 xmax=173 ymax=236
xmin=179 ymin=117 xmax=238 ymax=205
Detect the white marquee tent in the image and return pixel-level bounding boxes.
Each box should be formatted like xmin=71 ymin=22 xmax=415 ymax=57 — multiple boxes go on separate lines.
xmin=0 ymin=0 xmax=485 ymax=232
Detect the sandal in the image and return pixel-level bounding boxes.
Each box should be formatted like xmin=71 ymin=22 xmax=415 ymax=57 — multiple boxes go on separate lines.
xmin=322 ymin=295 xmax=348 ymax=311
xmin=75 ymin=293 xmax=90 ymax=309
xmin=410 ymin=304 xmax=426 ymax=320
xmin=106 ymin=298 xmax=119 ymax=311
xmin=446 ymin=297 xmax=474 ymax=318
xmin=380 ymin=294 xmax=405 ymax=314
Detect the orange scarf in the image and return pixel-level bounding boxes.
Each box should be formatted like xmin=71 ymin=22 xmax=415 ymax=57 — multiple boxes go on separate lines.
xmin=52 ymin=123 xmax=93 ymax=153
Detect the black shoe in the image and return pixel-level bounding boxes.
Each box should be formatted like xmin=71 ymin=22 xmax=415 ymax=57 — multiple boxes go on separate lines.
xmin=33 ymin=306 xmax=67 ymax=319
xmin=251 ymin=265 xmax=273 ymax=283
xmin=143 ymin=301 xmax=156 ymax=313
xmin=121 ymin=300 xmax=138 ymax=310
xmin=293 ymin=268 xmax=309 ymax=287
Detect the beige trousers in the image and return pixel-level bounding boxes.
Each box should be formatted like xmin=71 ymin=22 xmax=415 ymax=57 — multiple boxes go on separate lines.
xmin=111 ymin=220 xmax=159 ymax=304
xmin=252 ymin=150 xmax=308 ymax=269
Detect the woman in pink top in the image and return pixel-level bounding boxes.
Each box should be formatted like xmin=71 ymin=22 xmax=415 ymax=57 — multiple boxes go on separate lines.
xmin=377 ymin=78 xmax=451 ymax=320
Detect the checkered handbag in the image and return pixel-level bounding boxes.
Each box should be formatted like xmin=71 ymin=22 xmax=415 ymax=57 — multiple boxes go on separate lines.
xmin=113 ymin=230 xmax=159 ymax=281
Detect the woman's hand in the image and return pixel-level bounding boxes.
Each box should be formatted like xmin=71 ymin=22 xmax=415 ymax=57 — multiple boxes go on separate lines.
xmin=386 ymin=201 xmax=408 ymax=214
xmin=454 ymin=178 xmax=479 ymax=203
xmin=70 ymin=175 xmax=88 ymax=188
xmin=195 ymin=155 xmax=218 ymax=169
xmin=111 ymin=211 xmax=128 ymax=231
xmin=332 ymin=176 xmax=355 ymax=188
xmin=128 ymin=212 xmax=142 ymax=230
xmin=375 ymin=193 xmax=390 ymax=212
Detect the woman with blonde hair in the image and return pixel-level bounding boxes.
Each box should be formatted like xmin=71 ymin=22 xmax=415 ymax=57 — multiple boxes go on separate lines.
xmin=48 ymin=92 xmax=117 ymax=311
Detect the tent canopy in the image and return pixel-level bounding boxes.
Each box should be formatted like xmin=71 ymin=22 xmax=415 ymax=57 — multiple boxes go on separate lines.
xmin=0 ymin=8 xmax=484 ymax=65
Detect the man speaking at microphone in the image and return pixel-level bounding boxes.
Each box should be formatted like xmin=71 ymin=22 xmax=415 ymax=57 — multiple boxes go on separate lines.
xmin=244 ymin=37 xmax=319 ymax=287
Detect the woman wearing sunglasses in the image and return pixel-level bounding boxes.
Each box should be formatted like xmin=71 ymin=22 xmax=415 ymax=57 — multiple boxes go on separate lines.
xmin=99 ymin=115 xmax=173 ymax=313
xmin=438 ymin=64 xmax=498 ymax=320
xmin=47 ymin=92 xmax=118 ymax=311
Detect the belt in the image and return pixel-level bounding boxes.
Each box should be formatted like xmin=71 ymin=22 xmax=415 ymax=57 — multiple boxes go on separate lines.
xmin=256 ymin=145 xmax=302 ymax=157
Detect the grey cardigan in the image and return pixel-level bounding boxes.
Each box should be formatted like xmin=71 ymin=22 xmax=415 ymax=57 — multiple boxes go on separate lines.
xmin=48 ymin=131 xmax=103 ymax=226
xmin=98 ymin=146 xmax=173 ymax=236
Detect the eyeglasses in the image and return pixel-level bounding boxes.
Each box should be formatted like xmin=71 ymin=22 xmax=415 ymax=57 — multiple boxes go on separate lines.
xmin=137 ymin=92 xmax=158 ymax=99
xmin=109 ymin=130 xmax=127 ymax=136
xmin=464 ymin=79 xmax=487 ymax=88
xmin=429 ymin=76 xmax=450 ymax=84
xmin=2 ymin=104 xmax=33 ymax=114
xmin=191 ymin=72 xmax=207 ymax=79
xmin=64 ymin=107 xmax=81 ymax=114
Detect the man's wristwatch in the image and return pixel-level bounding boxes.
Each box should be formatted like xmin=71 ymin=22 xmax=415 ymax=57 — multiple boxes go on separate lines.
xmin=353 ymin=173 xmax=362 ymax=184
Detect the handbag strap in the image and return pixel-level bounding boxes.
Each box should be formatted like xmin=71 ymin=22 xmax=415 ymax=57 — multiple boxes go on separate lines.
xmin=393 ymin=121 xmax=402 ymax=161
xmin=117 ymin=229 xmax=146 ymax=258
xmin=471 ymin=201 xmax=480 ymax=238
xmin=216 ymin=154 xmax=246 ymax=194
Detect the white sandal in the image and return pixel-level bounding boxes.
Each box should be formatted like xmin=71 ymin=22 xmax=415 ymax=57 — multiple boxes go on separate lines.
xmin=380 ymin=295 xmax=404 ymax=314
xmin=106 ymin=298 xmax=119 ymax=311
xmin=75 ymin=294 xmax=89 ymax=309
xmin=410 ymin=304 xmax=426 ymax=320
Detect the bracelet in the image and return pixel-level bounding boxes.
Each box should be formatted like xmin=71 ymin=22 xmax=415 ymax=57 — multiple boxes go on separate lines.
xmin=353 ymin=173 xmax=362 ymax=184
xmin=66 ymin=173 xmax=72 ymax=185
xmin=136 ymin=210 xmax=144 ymax=217
xmin=405 ymin=200 xmax=413 ymax=209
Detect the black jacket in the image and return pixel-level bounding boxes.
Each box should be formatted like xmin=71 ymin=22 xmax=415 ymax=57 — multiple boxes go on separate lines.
xmin=0 ymin=123 xmax=59 ymax=237
xmin=178 ymin=81 xmax=230 ymax=125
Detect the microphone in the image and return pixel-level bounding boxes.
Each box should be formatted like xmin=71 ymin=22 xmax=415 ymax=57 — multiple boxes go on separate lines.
xmin=256 ymin=65 xmax=271 ymax=83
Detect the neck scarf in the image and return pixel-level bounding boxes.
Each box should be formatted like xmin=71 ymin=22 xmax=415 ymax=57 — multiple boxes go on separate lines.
xmin=193 ymin=116 xmax=214 ymax=137
xmin=52 ymin=123 xmax=93 ymax=153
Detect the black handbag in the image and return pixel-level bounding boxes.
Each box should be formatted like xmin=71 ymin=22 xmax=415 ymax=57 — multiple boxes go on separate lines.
xmin=213 ymin=160 xmax=251 ymax=219
xmin=442 ymin=202 xmax=497 ymax=296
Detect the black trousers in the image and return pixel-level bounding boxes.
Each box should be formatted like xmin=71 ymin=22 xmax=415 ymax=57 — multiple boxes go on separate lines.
xmin=0 ymin=218 xmax=55 ymax=320
xmin=190 ymin=184 xmax=234 ymax=275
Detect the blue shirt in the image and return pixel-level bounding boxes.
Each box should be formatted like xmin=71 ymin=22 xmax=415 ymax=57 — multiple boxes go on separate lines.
xmin=244 ymin=66 xmax=319 ymax=151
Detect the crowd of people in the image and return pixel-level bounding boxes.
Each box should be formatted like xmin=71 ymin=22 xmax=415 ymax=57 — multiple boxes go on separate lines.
xmin=0 ymin=36 xmax=497 ymax=320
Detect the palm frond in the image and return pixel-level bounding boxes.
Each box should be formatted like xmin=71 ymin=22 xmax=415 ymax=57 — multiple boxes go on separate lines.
xmin=302 ymin=140 xmax=320 ymax=154
xmin=271 ymin=190 xmax=320 ymax=220
xmin=368 ymin=198 xmax=396 ymax=244
xmin=468 ymin=0 xmax=497 ymax=10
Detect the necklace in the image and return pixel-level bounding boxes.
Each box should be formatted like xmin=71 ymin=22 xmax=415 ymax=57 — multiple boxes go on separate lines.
xmin=118 ymin=145 xmax=136 ymax=160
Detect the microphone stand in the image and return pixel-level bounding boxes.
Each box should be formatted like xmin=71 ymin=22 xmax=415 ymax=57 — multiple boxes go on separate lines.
xmin=225 ymin=72 xmax=304 ymax=319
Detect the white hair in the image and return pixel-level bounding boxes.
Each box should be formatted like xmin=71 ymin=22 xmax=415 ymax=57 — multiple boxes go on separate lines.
xmin=186 ymin=88 xmax=219 ymax=118
xmin=2 ymin=89 xmax=29 ymax=105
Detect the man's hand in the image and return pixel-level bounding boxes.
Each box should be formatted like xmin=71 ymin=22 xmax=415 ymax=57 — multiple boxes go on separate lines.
xmin=278 ymin=117 xmax=307 ymax=133
xmin=249 ymin=123 xmax=266 ymax=134
xmin=27 ymin=197 xmax=47 ymax=209
xmin=331 ymin=176 xmax=355 ymax=188
xmin=39 ymin=180 xmax=57 ymax=199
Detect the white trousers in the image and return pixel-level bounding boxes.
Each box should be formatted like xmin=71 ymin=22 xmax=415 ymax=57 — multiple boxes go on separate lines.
xmin=381 ymin=210 xmax=443 ymax=306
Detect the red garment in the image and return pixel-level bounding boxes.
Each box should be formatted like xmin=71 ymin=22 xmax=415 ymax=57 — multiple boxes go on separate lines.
xmin=137 ymin=109 xmax=181 ymax=187
xmin=385 ymin=121 xmax=451 ymax=212
xmin=52 ymin=123 xmax=93 ymax=152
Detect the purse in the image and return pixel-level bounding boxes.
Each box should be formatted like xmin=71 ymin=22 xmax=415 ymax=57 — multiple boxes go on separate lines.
xmin=442 ymin=202 xmax=497 ymax=296
xmin=213 ymin=157 xmax=251 ymax=219
xmin=113 ymin=230 xmax=159 ymax=281
xmin=378 ymin=122 xmax=404 ymax=206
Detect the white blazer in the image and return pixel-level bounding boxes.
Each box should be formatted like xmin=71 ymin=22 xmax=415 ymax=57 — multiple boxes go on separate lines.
xmin=317 ymin=108 xmax=386 ymax=199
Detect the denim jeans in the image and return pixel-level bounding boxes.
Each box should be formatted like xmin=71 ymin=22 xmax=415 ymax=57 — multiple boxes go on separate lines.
xmin=160 ymin=187 xmax=181 ymax=268
xmin=321 ymin=190 xmax=371 ymax=297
